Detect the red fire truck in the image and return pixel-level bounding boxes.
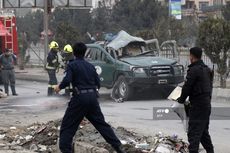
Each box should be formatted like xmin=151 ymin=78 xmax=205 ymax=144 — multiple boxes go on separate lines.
xmin=0 ymin=11 xmax=18 ymax=55
xmin=0 ymin=10 xmax=18 ymax=84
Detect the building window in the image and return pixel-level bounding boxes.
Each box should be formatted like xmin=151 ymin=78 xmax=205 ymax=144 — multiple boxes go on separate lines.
xmin=199 ymin=2 xmax=209 ymax=10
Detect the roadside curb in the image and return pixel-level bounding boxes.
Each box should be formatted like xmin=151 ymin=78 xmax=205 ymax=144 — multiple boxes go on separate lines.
xmin=15 ymin=71 xmax=112 ymax=101
xmin=14 ymin=69 xmax=230 ymax=101
xmin=15 ymin=73 xmax=48 ymax=83
xmin=15 ymin=72 xmax=62 ymax=83
xmin=212 ymin=88 xmax=230 ymax=101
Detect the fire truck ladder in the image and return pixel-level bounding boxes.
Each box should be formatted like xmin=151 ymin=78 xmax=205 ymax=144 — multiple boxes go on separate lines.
xmin=4 ymin=17 xmax=13 ymax=51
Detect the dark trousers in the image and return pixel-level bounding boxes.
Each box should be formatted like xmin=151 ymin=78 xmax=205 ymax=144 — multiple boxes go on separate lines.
xmin=59 ymin=92 xmax=121 ymax=153
xmin=47 ymin=69 xmax=57 ymax=96
xmin=188 ymin=107 xmax=214 ymax=153
xmin=2 ymin=69 xmax=16 ymax=95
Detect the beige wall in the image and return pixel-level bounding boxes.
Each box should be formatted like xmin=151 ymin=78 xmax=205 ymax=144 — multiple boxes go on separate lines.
xmin=186 ymin=0 xmax=228 ymax=10
xmin=195 ymin=0 xmax=213 ymax=10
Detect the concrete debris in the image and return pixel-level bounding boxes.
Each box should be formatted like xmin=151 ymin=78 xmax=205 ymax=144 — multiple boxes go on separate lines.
xmin=0 ymin=119 xmax=189 ymax=153
xmin=0 ymin=89 xmax=7 ymax=98
xmin=74 ymin=141 xmax=109 ymax=153
xmin=25 ymin=135 xmax=33 ymax=141
xmin=9 ymin=127 xmax=17 ymax=130
xmin=0 ymin=134 xmax=5 ymax=140
xmin=0 ymin=120 xmax=61 ymax=152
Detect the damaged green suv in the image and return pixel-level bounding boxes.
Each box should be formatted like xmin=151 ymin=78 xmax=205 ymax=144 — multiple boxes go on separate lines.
xmin=85 ymin=43 xmax=184 ymax=100
xmin=85 ymin=31 xmax=184 ymax=100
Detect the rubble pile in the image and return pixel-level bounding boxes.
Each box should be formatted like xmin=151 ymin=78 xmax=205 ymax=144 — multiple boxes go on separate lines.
xmin=0 ymin=120 xmax=188 ymax=153
xmin=0 ymin=120 xmax=61 ymax=152
xmin=152 ymin=133 xmax=189 ymax=153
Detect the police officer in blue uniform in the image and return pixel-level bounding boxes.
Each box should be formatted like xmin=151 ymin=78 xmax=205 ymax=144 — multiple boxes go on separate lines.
xmin=178 ymin=47 xmax=214 ymax=153
xmin=54 ymin=42 xmax=125 ymax=153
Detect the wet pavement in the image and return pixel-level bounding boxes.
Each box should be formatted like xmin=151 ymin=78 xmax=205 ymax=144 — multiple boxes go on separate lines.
xmin=0 ymin=80 xmax=230 ymax=152
xmin=0 ymin=80 xmax=67 ymax=128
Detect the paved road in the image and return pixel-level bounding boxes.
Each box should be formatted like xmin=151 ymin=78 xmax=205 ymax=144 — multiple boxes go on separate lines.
xmin=0 ymin=80 xmax=230 ymax=152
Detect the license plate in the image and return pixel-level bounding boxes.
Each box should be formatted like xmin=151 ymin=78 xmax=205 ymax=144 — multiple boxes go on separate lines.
xmin=158 ymin=79 xmax=168 ymax=84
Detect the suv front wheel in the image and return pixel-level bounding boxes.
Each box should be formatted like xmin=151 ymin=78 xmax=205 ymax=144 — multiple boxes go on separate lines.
xmin=112 ymin=76 xmax=133 ymax=101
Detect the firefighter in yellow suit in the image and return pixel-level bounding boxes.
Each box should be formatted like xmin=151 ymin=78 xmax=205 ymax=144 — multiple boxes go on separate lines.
xmin=46 ymin=41 xmax=60 ymax=96
xmin=61 ymin=44 xmax=75 ymax=96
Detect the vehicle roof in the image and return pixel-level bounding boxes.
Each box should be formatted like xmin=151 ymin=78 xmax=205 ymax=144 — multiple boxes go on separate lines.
xmin=86 ymin=43 xmax=104 ymax=48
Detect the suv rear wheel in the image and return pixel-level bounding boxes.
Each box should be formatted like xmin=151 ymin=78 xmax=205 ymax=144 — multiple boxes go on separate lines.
xmin=112 ymin=76 xmax=133 ymax=101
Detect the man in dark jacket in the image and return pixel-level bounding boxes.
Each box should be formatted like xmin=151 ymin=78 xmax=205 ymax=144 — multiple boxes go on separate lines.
xmin=46 ymin=41 xmax=60 ymax=96
xmin=178 ymin=47 xmax=214 ymax=153
xmin=0 ymin=49 xmax=18 ymax=96
xmin=54 ymin=42 xmax=125 ymax=153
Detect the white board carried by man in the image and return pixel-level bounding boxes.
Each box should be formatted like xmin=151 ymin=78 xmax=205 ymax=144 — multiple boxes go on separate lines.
xmin=168 ymin=86 xmax=190 ymax=132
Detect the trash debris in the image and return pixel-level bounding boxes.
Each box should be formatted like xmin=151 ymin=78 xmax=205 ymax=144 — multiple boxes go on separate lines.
xmin=152 ymin=133 xmax=189 ymax=153
xmin=135 ymin=142 xmax=149 ymax=150
xmin=155 ymin=144 xmax=172 ymax=153
xmin=0 ymin=119 xmax=189 ymax=153
xmin=10 ymin=127 xmax=17 ymax=130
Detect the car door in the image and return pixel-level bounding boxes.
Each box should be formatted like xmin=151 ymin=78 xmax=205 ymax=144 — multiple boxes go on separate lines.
xmin=85 ymin=46 xmax=116 ymax=88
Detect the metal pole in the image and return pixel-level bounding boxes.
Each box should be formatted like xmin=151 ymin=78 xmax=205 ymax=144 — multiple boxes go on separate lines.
xmin=0 ymin=0 xmax=2 ymax=9
xmin=168 ymin=0 xmax=172 ymax=40
xmin=43 ymin=0 xmax=49 ymax=65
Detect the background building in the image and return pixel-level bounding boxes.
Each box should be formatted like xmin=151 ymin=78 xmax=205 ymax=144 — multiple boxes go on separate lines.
xmin=182 ymin=0 xmax=228 ymax=18
xmin=93 ymin=0 xmax=117 ymax=8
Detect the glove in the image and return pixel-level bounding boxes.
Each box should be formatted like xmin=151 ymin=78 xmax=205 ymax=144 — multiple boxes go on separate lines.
xmin=184 ymin=102 xmax=191 ymax=117
xmin=177 ymin=97 xmax=184 ymax=104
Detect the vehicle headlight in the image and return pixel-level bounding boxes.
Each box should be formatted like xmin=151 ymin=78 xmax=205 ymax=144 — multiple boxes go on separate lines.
xmin=132 ymin=67 xmax=145 ymax=73
xmin=173 ymin=65 xmax=184 ymax=75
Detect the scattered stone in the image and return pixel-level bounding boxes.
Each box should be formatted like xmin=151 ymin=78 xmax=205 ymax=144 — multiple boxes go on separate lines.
xmin=74 ymin=141 xmax=109 ymax=153
xmin=0 ymin=134 xmax=5 ymax=140
xmin=25 ymin=135 xmax=32 ymax=141
xmin=38 ymin=144 xmax=47 ymax=151
xmin=0 ymin=119 xmax=189 ymax=153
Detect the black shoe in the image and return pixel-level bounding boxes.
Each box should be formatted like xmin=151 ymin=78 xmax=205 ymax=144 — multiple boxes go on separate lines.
xmin=12 ymin=93 xmax=18 ymax=96
xmin=113 ymin=146 xmax=126 ymax=153
xmin=47 ymin=87 xmax=54 ymax=96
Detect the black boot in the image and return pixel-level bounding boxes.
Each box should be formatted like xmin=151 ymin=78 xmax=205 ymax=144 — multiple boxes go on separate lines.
xmin=113 ymin=146 xmax=126 ymax=153
xmin=11 ymin=85 xmax=18 ymax=96
xmin=47 ymin=87 xmax=54 ymax=96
